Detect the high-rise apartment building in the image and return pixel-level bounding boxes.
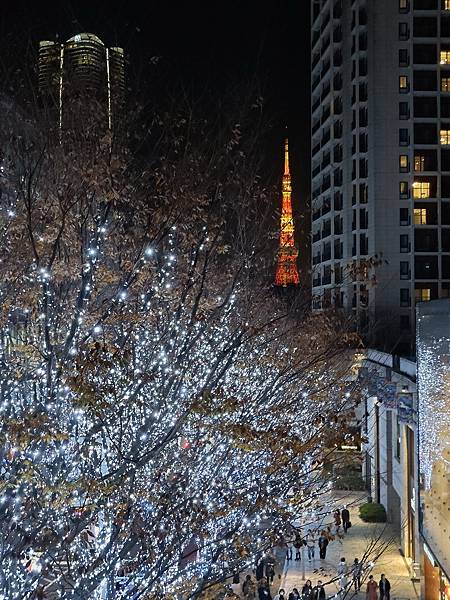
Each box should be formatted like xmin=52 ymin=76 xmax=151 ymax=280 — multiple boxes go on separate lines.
xmin=311 ymin=0 xmax=450 ymax=351
xmin=38 ymin=33 xmax=125 ymax=130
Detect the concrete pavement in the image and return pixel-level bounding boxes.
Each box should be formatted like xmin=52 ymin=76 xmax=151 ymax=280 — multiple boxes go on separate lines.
xmin=277 ymin=492 xmax=419 ymax=600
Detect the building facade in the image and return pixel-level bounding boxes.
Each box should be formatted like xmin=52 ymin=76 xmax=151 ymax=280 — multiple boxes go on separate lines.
xmin=311 ymin=0 xmax=450 ymax=351
xmin=417 ymin=299 xmax=450 ymax=600
xmin=359 ymin=350 xmax=420 ymax=576
xmin=38 ymin=33 xmax=125 ymax=130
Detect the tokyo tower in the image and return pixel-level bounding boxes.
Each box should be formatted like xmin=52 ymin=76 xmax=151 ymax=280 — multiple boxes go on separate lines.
xmin=275 ymin=138 xmax=300 ymax=287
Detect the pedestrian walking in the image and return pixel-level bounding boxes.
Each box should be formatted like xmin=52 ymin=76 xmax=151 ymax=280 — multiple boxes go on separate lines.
xmin=265 ymin=561 xmax=275 ymax=585
xmin=293 ymin=534 xmax=303 ymax=561
xmin=231 ymin=573 xmax=241 ymax=595
xmin=306 ymin=530 xmax=316 ymax=561
xmin=243 ymin=574 xmax=256 ymax=599
xmin=366 ymin=575 xmax=378 ymax=600
xmin=256 ymin=557 xmax=264 ymax=581
xmin=318 ymin=531 xmax=329 ymax=560
xmin=337 ymin=557 xmax=347 ymax=576
xmin=273 ymin=589 xmax=286 ymax=600
xmin=312 ymin=581 xmax=326 ymax=600
xmin=288 ymin=588 xmax=300 ymax=600
xmin=302 ymin=580 xmax=313 ymax=600
xmin=333 ymin=509 xmax=341 ymax=528
xmin=379 ymin=574 xmax=391 ymax=600
xmin=286 ymin=539 xmax=293 ymax=561
xmin=341 ymin=506 xmax=351 ymax=533
xmin=258 ymin=580 xmax=272 ymax=600
xmin=352 ymin=558 xmax=362 ymax=591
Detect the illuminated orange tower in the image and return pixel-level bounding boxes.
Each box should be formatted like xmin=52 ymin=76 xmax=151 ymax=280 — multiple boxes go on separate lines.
xmin=275 ymin=138 xmax=300 ymax=286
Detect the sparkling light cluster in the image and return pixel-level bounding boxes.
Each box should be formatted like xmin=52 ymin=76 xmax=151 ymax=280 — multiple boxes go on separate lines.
xmin=0 ymin=101 xmax=359 ymax=599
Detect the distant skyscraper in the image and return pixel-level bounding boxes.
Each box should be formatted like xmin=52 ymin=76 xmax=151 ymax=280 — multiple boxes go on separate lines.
xmin=275 ymin=138 xmax=300 ymax=287
xmin=311 ymin=0 xmax=450 ymax=351
xmin=38 ymin=33 xmax=125 ymax=130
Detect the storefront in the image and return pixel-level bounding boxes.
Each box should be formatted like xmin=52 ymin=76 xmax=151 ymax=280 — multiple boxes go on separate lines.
xmin=417 ymin=300 xmax=450 ymax=600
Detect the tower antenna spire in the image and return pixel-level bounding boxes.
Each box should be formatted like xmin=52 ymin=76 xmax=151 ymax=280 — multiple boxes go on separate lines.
xmin=275 ymin=136 xmax=300 ymax=287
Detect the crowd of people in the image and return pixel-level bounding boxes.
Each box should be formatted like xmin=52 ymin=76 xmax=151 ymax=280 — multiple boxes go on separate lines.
xmin=227 ymin=505 xmax=394 ymax=600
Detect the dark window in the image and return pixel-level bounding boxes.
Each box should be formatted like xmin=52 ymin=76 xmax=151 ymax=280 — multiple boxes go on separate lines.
xmin=443 ymin=229 xmax=450 ymax=251
xmin=414 ymin=123 xmax=437 ymax=144
xmin=401 ymin=261 xmax=411 ymax=279
xmin=400 ymin=181 xmax=410 ymax=198
xmin=360 ymin=207 xmax=368 ymax=228
xmin=441 ymin=202 xmax=450 ymax=224
xmin=443 ymin=176 xmax=450 ymax=197
xmin=442 ymin=255 xmax=450 ymax=278
xmin=413 ymin=17 xmax=437 ymax=37
xmin=400 ymin=128 xmax=410 ymax=145
xmin=399 ymin=49 xmax=410 ymax=67
xmin=442 ymin=97 xmax=450 ymax=118
xmin=414 ymin=97 xmax=437 ymax=118
xmin=414 ymin=0 xmax=437 ymax=7
xmin=359 ymin=57 xmax=367 ymax=76
xmin=415 ymin=256 xmax=438 ymax=278
xmin=399 ymin=23 xmax=409 ymax=40
xmin=360 ymin=233 xmax=368 ymax=255
xmin=413 ymin=44 xmax=437 ymax=64
xmin=360 ymin=183 xmax=368 ymax=203
xmin=400 ymin=207 xmax=410 ymax=225
xmin=400 ymin=288 xmax=411 ymax=307
xmin=442 ymin=149 xmax=450 ymax=171
xmin=443 ymin=17 xmax=450 ymax=37
xmin=413 ymin=70 xmax=437 ymax=92
xmin=399 ymin=102 xmax=410 ymax=119
xmin=400 ymin=234 xmax=410 ymax=252
xmin=415 ymin=229 xmax=438 ymax=252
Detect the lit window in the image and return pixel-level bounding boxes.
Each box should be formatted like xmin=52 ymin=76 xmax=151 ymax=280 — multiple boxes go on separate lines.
xmin=442 ymin=77 xmax=450 ymax=92
xmin=415 ymin=288 xmax=431 ymax=302
xmin=414 ymin=155 xmax=425 ymax=172
xmin=413 ymin=181 xmax=431 ymax=198
xmin=445 ymin=0 xmax=450 ymax=10
xmin=440 ymin=51 xmax=450 ymax=65
xmin=399 ymin=75 xmax=409 ymax=91
xmin=399 ymin=0 xmax=408 ymax=8
xmin=399 ymin=155 xmax=409 ymax=172
xmin=414 ymin=208 xmax=427 ymax=224
xmin=441 ymin=129 xmax=450 ymax=144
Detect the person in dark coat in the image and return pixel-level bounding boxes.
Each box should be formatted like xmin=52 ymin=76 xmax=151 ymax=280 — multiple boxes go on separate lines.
xmin=318 ymin=531 xmax=329 ymax=560
xmin=293 ymin=534 xmax=303 ymax=561
xmin=313 ymin=581 xmax=326 ymax=600
xmin=379 ymin=574 xmax=391 ymax=600
xmin=288 ymin=588 xmax=300 ymax=600
xmin=302 ymin=580 xmax=313 ymax=600
xmin=258 ymin=581 xmax=272 ymax=600
xmin=341 ymin=506 xmax=350 ymax=532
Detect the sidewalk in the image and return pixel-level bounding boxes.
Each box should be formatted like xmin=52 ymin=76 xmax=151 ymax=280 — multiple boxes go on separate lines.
xmin=278 ymin=492 xmax=419 ymax=600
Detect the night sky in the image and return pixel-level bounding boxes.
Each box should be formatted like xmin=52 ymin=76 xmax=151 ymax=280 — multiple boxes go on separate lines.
xmin=3 ymin=0 xmax=310 ymax=258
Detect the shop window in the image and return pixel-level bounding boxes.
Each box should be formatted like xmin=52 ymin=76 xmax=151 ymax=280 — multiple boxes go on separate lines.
xmin=415 ymin=288 xmax=431 ymax=302
xmin=400 ymin=75 xmax=409 ymax=91
xmin=400 ymin=155 xmax=409 ymax=172
xmin=414 ymin=155 xmax=425 ymax=172
xmin=442 ymin=77 xmax=450 ymax=92
xmin=441 ymin=129 xmax=450 ymax=144
xmin=445 ymin=0 xmax=450 ymax=8
xmin=414 ymin=208 xmax=427 ymax=224
xmin=413 ymin=181 xmax=430 ymax=198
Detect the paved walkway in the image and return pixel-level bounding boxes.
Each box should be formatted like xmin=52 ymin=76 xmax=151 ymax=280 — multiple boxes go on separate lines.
xmin=278 ymin=492 xmax=419 ymax=600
